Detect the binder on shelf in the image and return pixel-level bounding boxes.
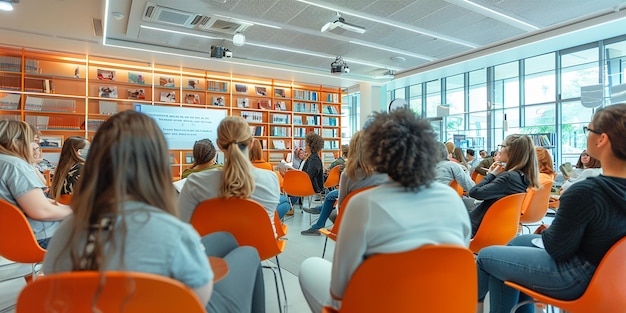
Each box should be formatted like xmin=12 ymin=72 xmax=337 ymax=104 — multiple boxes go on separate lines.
xmin=99 ymin=101 xmax=118 ymax=115
xmin=0 ymin=93 xmax=20 ymax=109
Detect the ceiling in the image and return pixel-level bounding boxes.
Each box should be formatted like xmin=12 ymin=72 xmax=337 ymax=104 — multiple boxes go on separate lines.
xmin=1 ymin=0 xmax=626 ymax=88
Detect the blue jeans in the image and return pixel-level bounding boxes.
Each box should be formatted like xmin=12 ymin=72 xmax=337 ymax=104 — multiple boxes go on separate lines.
xmin=276 ymin=195 xmax=290 ymax=219
xmin=477 ymin=234 xmax=596 ymax=313
xmin=310 ymin=190 xmax=338 ymax=230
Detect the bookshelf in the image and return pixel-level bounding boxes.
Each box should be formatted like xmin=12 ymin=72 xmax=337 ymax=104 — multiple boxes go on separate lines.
xmin=0 ymin=46 xmax=343 ymax=175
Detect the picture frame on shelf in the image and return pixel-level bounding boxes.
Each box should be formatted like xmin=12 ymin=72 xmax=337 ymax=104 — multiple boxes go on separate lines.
xmin=160 ymin=91 xmax=176 ymax=103
xmin=274 ymin=88 xmax=286 ymax=98
xmin=159 ymin=76 xmax=176 ymax=87
xmin=213 ymin=96 xmax=226 ymax=106
xmin=128 ymin=72 xmax=146 ymax=84
xmin=98 ymin=86 xmax=118 ymax=98
xmin=187 ymin=79 xmax=200 ymax=90
xmin=185 ymin=93 xmax=200 ymax=104
xmin=234 ymin=84 xmax=248 ymax=94
xmin=39 ymin=135 xmax=64 ymax=148
xmin=185 ymin=153 xmax=194 ymax=164
xmin=275 ymin=101 xmax=287 ymax=111
xmin=255 ymin=86 xmax=267 ymax=96
xmin=98 ymin=101 xmax=118 ymax=115
xmin=97 ymin=69 xmax=116 ymax=81
xmin=258 ymin=99 xmax=271 ymax=110
xmin=236 ymin=97 xmax=248 ymax=108
xmin=127 ymin=89 xmax=146 ymax=100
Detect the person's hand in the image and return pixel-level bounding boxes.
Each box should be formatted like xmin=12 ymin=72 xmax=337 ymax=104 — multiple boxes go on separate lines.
xmin=489 ymin=162 xmax=505 ymax=175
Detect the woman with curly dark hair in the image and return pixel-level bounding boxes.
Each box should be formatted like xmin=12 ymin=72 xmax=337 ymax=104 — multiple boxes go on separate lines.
xmin=290 ymin=132 xmax=325 ymax=208
xmin=298 ymin=108 xmax=470 ymax=312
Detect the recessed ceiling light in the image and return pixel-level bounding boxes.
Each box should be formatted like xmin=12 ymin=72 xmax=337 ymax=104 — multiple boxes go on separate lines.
xmin=0 ymin=1 xmax=14 ymax=12
xmin=111 ymin=11 xmax=125 ymax=20
xmin=233 ymin=32 xmax=246 ymax=46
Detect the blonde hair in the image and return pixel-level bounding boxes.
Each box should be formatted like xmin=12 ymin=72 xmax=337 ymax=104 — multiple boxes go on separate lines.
xmin=345 ymin=131 xmax=373 ymax=179
xmin=535 ymin=147 xmax=554 ymax=176
xmin=0 ymin=120 xmax=34 ymax=164
xmin=217 ymin=116 xmax=255 ymax=198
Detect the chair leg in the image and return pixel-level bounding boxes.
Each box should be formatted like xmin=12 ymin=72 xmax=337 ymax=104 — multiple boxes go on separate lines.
xmin=274 ymin=256 xmax=289 ymax=313
xmin=510 ymin=299 xmax=538 ymax=313
xmin=262 ymin=264 xmax=283 ymax=313
xmin=322 ymin=237 xmax=328 ymax=258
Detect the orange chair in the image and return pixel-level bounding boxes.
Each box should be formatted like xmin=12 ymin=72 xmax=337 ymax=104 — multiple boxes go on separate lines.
xmin=324 ymin=166 xmax=341 ymax=189
xmin=190 ymin=198 xmax=288 ymax=313
xmin=43 ymin=169 xmax=51 ymax=187
xmin=469 ymin=193 xmax=526 ymax=254
xmin=16 ymin=271 xmax=206 ymax=313
xmin=273 ymin=210 xmax=288 ymax=238
xmin=0 ymin=199 xmax=46 ymax=281
xmin=449 ymin=179 xmax=464 ymax=197
xmin=319 ymin=186 xmax=375 ymax=258
xmin=505 ymin=236 xmax=626 ymax=313
xmin=58 ymin=194 xmax=72 ymax=205
xmin=274 ymin=170 xmax=284 ymax=192
xmin=519 ymin=181 xmax=553 ymax=234
xmin=283 ymin=170 xmax=317 ymax=223
xmin=473 ymin=172 xmax=485 ymax=184
xmin=321 ymin=245 xmax=477 ymax=313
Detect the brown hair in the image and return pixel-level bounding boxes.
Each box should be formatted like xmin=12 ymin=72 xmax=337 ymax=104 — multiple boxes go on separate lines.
xmin=535 ymin=147 xmax=554 ymax=176
xmin=58 ymin=110 xmax=177 ymax=271
xmin=364 ymin=108 xmax=437 ymax=190
xmin=502 ymin=134 xmax=540 ymax=189
xmin=0 ymin=120 xmax=34 ymax=164
xmin=49 ymin=136 xmax=89 ymax=200
xmin=305 ymin=132 xmax=324 ymax=154
xmin=575 ymin=150 xmax=601 ymax=169
xmin=192 ymin=139 xmax=217 ymax=167
xmin=592 ymin=103 xmax=626 ymax=161
xmin=345 ymin=131 xmax=373 ymax=179
xmin=217 ymin=116 xmax=254 ymax=198
xmin=249 ymin=139 xmax=264 ymax=162
xmin=340 ymin=144 xmax=349 ymax=158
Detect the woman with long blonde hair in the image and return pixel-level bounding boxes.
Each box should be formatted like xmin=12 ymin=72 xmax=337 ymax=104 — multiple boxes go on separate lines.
xmin=301 ymin=131 xmax=388 ymax=236
xmin=0 ymin=120 xmax=71 ymax=248
xmin=178 ymin=116 xmax=280 ymax=228
xmin=49 ymin=136 xmax=89 ymax=201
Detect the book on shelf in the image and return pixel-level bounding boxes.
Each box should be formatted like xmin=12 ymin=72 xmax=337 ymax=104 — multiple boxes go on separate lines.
xmin=274 ymin=101 xmax=287 ymax=111
xmin=159 ymin=76 xmax=175 ymax=87
xmin=322 ymin=152 xmax=335 ymax=163
xmin=207 ymin=80 xmax=228 ymax=92
xmin=559 ymin=162 xmax=574 ymax=178
xmin=99 ymin=86 xmax=118 ymax=98
xmin=272 ymin=113 xmax=290 ymax=124
xmin=234 ymin=84 xmax=248 ymax=93
xmin=0 ymin=93 xmax=20 ymax=109
xmin=160 ymin=91 xmax=176 ymax=103
xmin=540 ymin=135 xmax=552 ymax=146
xmin=24 ymin=115 xmax=49 ymax=130
xmin=293 ymin=116 xmax=303 ymax=125
xmin=274 ymin=88 xmax=286 ymax=98
xmin=324 ymin=105 xmax=339 ymax=114
xmin=272 ymin=140 xmax=286 ymax=150
xmin=269 ymin=153 xmax=284 ymax=163
xmin=236 ymin=97 xmax=249 ymax=108
xmin=241 ymin=111 xmax=263 ymax=123
xmin=258 ymin=99 xmax=271 ymax=110
xmin=250 ymin=126 xmax=264 ymax=136
xmin=255 ymin=86 xmax=267 ymax=96
xmin=187 ymin=79 xmax=200 ymax=90
xmin=97 ymin=69 xmax=116 ymax=81
xmin=213 ymin=96 xmax=226 ymax=106
xmin=99 ymin=101 xmax=118 ymax=115
xmin=127 ymin=89 xmax=146 ymax=100
xmin=185 ymin=93 xmax=200 ymax=104
xmin=127 ymin=72 xmax=146 ymax=84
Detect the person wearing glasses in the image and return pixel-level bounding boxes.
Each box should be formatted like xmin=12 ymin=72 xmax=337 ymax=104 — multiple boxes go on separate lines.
xmin=559 ymin=148 xmax=602 ymax=194
xmin=475 ymin=104 xmax=626 ymax=313
xmin=468 ymin=134 xmax=540 ymax=236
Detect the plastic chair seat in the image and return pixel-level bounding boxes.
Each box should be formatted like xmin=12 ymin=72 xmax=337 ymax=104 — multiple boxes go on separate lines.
xmin=469 ymin=193 xmax=526 ymax=254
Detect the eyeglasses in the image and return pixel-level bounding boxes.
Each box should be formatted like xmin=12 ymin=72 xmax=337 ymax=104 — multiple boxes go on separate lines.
xmin=583 ymin=126 xmax=602 ymax=137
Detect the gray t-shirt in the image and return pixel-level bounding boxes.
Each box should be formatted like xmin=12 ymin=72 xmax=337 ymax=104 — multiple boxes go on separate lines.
xmin=0 ymin=153 xmax=60 ymax=240
xmin=43 ymin=201 xmax=212 ymax=288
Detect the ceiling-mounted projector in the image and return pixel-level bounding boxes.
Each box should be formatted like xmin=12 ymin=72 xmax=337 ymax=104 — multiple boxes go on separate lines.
xmin=330 ymin=56 xmax=350 ymax=75
xmin=321 ymin=13 xmax=366 ymax=34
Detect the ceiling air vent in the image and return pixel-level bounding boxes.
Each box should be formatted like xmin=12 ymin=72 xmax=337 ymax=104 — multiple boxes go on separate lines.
xmin=143 ymin=2 xmax=201 ymax=28
xmin=196 ymin=17 xmax=251 ymax=35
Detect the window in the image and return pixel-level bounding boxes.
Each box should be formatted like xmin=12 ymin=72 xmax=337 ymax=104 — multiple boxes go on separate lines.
xmin=525 ymin=53 xmax=556 ymax=104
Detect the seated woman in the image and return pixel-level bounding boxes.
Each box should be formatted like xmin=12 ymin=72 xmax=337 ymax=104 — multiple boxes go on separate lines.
xmin=301 ymin=131 xmax=388 ymax=236
xmin=0 ymin=120 xmax=72 ymax=248
xmin=290 ymin=132 xmax=325 ymax=208
xmin=178 ymin=116 xmax=281 ymax=236
xmin=181 ymin=139 xmax=222 ymax=179
xmin=476 ymin=103 xmax=626 ymax=313
xmin=249 ymin=138 xmax=290 ymax=219
xmin=468 ymin=134 xmax=539 ymax=236
xmin=28 ymin=125 xmax=48 ymax=186
xmin=298 ymin=109 xmax=471 ymax=312
xmin=559 ymin=149 xmax=602 ymax=194
xmin=43 ymin=111 xmax=264 ymax=313
xmin=48 ymin=136 xmax=89 ymax=203
xmin=434 ymin=142 xmax=475 ymax=192
xmin=535 ymin=146 xmax=556 ymax=185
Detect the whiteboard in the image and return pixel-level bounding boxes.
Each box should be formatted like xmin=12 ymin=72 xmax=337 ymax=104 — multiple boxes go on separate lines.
xmin=134 ymin=104 xmax=227 ymax=150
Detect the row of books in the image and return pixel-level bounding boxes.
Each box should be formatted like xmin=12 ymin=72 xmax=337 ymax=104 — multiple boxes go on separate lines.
xmin=293 ymin=102 xmax=319 ymax=113
xmin=323 ymin=105 xmax=339 ymax=114
xmin=529 ymin=134 xmax=554 ymax=147
xmin=0 ymin=93 xmax=20 ymax=109
xmin=25 ymin=96 xmax=76 ymax=112
xmin=326 ymin=93 xmax=340 ymax=103
xmin=293 ymin=115 xmax=321 ymax=126
xmin=25 ymin=115 xmax=83 ymax=130
xmin=271 ymin=113 xmax=290 ymax=124
xmin=322 ymin=117 xmax=338 ymax=126
xmin=270 ymin=126 xmax=291 ymax=137
xmin=322 ymin=129 xmax=338 ymax=138
xmin=324 ymin=140 xmax=340 ymax=150
xmin=241 ymin=111 xmax=263 ymax=123
xmin=293 ymin=89 xmax=318 ymax=101
xmin=250 ymin=126 xmax=264 ymax=136
xmin=0 ymin=57 xmax=38 ymax=73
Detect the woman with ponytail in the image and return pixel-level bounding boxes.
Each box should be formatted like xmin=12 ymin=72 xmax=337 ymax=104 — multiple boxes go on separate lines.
xmin=178 ymin=116 xmax=280 ymax=234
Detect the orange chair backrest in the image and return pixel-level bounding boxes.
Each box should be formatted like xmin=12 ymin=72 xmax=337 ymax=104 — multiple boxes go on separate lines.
xmin=520 ymin=181 xmax=553 ymax=224
xmin=274 ymin=170 xmax=284 ymax=191
xmin=474 ymin=173 xmax=485 ymax=184
xmin=505 ymin=236 xmax=626 ymax=313
xmin=43 ymin=169 xmax=51 ymax=187
xmin=273 ymin=210 xmax=288 ymax=238
xmin=327 ymin=186 xmax=376 ymax=241
xmin=329 ymin=245 xmax=476 ymax=312
xmin=190 ymin=198 xmax=285 ymax=260
xmin=469 ymin=193 xmax=526 ymax=254
xmin=324 ymin=166 xmax=341 ymax=189
xmin=448 ymin=180 xmax=464 ymax=197
xmin=283 ymin=170 xmax=316 ymax=197
xmin=58 ymin=194 xmax=72 ymax=205
xmin=0 ymin=200 xmax=46 ymax=263
xmin=16 ymin=271 xmax=206 ymax=313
